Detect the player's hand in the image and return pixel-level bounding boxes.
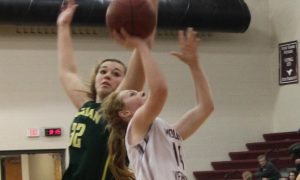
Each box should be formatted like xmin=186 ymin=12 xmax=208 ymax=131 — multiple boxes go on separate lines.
xmin=57 ymin=0 xmax=78 ymax=27
xmin=170 ymin=27 xmax=199 ymax=67
xmin=112 ymin=28 xmax=146 ymax=50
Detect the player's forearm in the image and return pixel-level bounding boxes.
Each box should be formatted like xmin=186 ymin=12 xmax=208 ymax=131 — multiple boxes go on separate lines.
xmin=190 ymin=63 xmax=214 ymax=115
xmin=118 ymin=49 xmax=145 ymax=91
xmin=138 ymin=43 xmax=167 ymax=95
xmin=57 ymin=25 xmax=77 ymax=75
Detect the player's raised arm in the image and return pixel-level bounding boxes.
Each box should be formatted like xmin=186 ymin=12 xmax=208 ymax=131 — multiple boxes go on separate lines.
xmin=57 ymin=0 xmax=90 ymax=109
xmin=171 ymin=27 xmax=214 ymax=140
xmin=106 ymin=0 xmax=158 ymax=93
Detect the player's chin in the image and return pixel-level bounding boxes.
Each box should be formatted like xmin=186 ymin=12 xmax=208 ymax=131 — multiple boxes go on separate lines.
xmin=99 ymin=84 xmax=113 ymax=91
xmin=98 ymin=87 xmax=114 ymax=97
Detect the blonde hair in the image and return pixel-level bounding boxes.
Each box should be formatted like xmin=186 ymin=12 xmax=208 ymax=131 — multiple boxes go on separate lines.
xmin=102 ymin=91 xmax=135 ymax=179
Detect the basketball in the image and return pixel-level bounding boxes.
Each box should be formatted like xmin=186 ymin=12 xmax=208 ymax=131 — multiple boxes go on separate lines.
xmin=106 ymin=0 xmax=156 ymax=39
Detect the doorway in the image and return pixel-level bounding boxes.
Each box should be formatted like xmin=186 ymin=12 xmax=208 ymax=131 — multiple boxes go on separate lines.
xmin=0 ymin=149 xmax=65 ymax=180
xmin=1 ymin=156 xmax=22 ymax=180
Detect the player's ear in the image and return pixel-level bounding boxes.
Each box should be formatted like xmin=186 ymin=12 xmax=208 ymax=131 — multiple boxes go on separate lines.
xmin=118 ymin=110 xmax=132 ymax=120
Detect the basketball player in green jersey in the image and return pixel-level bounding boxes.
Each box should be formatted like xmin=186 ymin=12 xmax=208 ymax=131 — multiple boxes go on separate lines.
xmin=57 ymin=0 xmax=158 ymax=179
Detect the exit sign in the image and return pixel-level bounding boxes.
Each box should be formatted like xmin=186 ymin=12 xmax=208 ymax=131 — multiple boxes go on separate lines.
xmin=27 ymin=128 xmax=40 ymax=137
xmin=44 ymin=128 xmax=62 ymax=137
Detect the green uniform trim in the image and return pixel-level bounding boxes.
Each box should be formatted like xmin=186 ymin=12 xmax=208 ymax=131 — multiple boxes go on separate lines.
xmin=101 ymin=155 xmax=111 ymax=180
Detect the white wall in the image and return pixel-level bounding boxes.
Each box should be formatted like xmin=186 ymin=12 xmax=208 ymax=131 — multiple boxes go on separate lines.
xmin=269 ymin=0 xmax=300 ymax=132
xmin=0 ymin=0 xmax=298 ymax=179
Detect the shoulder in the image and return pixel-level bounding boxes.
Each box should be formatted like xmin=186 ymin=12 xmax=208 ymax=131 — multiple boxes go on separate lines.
xmin=154 ymin=117 xmax=169 ymax=127
xmin=154 ymin=118 xmax=176 ymax=132
xmin=266 ymin=161 xmax=276 ymax=168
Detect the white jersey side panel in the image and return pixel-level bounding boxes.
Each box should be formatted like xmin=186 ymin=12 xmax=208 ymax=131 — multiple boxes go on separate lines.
xmin=125 ymin=118 xmax=187 ymax=180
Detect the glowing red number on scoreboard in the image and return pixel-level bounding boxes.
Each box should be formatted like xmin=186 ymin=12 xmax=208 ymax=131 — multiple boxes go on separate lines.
xmin=55 ymin=129 xmax=61 ymax=135
xmin=45 ymin=128 xmax=62 ymax=137
xmin=49 ymin=129 xmax=54 ymax=135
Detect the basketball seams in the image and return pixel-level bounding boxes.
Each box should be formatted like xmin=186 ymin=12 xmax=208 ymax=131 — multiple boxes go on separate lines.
xmin=106 ymin=0 xmax=156 ymax=38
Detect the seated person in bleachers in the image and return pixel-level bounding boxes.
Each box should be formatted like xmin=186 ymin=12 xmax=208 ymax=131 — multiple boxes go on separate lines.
xmin=287 ymin=170 xmax=298 ymax=180
xmin=288 ymin=142 xmax=300 ymax=173
xmin=296 ymin=159 xmax=300 ymax=173
xmin=254 ymin=154 xmax=281 ymax=180
xmin=295 ymin=130 xmax=300 ymax=180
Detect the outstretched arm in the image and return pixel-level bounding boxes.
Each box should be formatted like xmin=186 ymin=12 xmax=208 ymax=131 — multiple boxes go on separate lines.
xmin=171 ymin=27 xmax=214 ymax=140
xmin=57 ymin=0 xmax=90 ymax=109
xmin=116 ymin=0 xmax=158 ymax=92
xmin=113 ymin=29 xmax=167 ymax=145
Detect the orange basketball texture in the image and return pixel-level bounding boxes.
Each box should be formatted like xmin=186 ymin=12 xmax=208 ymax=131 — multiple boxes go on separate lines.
xmin=106 ymin=0 xmax=156 ymax=38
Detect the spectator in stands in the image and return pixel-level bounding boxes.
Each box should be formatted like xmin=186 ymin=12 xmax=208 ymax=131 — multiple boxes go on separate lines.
xmin=254 ymin=154 xmax=281 ymax=180
xmin=287 ymin=170 xmax=298 ymax=180
xmin=242 ymin=171 xmax=254 ymax=180
xmin=296 ymin=159 xmax=300 ymax=172
xmin=296 ymin=129 xmax=300 ymax=180
xmin=288 ymin=142 xmax=300 ymax=173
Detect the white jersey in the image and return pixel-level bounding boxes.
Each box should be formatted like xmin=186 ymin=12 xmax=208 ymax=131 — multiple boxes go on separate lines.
xmin=125 ymin=118 xmax=187 ymax=180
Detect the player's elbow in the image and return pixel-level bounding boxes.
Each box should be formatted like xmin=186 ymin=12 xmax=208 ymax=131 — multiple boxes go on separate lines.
xmin=153 ymin=82 xmax=168 ymax=101
xmin=207 ymin=101 xmax=214 ymax=115
xmin=202 ymin=99 xmax=214 ymax=117
xmin=158 ymin=83 xmax=168 ymax=99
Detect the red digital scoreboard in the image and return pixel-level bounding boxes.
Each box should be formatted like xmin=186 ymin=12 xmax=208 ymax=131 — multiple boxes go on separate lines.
xmin=44 ymin=128 xmax=62 ymax=137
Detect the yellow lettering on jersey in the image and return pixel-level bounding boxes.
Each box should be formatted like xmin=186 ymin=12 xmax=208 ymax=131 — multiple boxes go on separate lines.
xmin=87 ymin=108 xmax=95 ymax=119
xmin=75 ymin=107 xmax=102 ymax=124
xmin=69 ymin=123 xmax=77 ymax=146
xmin=93 ymin=111 xmax=101 ymax=124
xmin=70 ymin=123 xmax=86 ymax=148
xmin=77 ymin=108 xmax=86 ymax=116
xmin=85 ymin=108 xmax=90 ymax=116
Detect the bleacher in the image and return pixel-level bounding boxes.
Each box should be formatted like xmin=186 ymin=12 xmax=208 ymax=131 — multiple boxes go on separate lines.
xmin=193 ymin=131 xmax=300 ymax=180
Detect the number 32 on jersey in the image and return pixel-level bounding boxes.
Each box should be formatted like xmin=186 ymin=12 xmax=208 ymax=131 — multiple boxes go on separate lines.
xmin=69 ymin=123 xmax=86 ymax=148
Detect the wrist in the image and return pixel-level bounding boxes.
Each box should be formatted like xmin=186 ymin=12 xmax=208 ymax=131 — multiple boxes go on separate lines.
xmin=58 ymin=23 xmax=71 ymax=29
xmin=137 ymin=41 xmax=148 ymax=50
xmin=188 ymin=61 xmax=200 ymax=70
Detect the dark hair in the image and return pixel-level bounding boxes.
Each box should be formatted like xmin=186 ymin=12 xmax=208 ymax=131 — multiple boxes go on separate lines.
xmin=87 ymin=59 xmax=127 ymax=101
xmin=257 ymin=154 xmax=266 ymax=161
xmin=289 ymin=143 xmax=300 ymax=158
xmin=288 ymin=170 xmax=298 ymax=180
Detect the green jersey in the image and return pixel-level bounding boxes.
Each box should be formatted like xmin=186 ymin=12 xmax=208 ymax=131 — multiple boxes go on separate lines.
xmin=62 ymin=101 xmax=114 ymax=180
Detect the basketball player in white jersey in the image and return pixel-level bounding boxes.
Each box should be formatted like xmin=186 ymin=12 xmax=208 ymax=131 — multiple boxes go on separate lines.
xmin=102 ymin=27 xmax=214 ymax=179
